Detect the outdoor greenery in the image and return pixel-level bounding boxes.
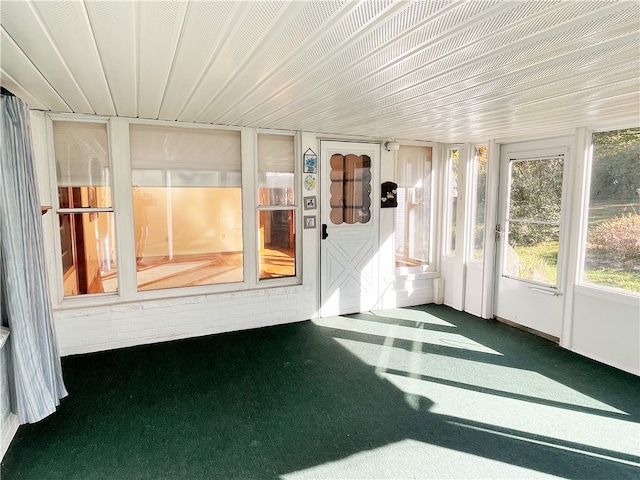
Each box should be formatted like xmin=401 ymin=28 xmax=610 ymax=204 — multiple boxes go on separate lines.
xmin=508 ymin=156 xmax=563 ymax=246
xmin=507 ymin=127 xmax=639 ymax=293
xmin=584 ymin=128 xmax=640 ymax=293
xmin=472 ymin=146 xmax=487 ymax=260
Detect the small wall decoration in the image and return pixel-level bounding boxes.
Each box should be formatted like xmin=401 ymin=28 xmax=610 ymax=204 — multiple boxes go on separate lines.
xmin=303 ymin=215 xmax=316 ymax=229
xmin=303 ymin=148 xmax=317 ymax=173
xmin=381 ymin=181 xmax=398 ymax=208
xmin=304 ymin=175 xmax=316 ymax=191
xmin=303 ymin=196 xmax=317 ymax=210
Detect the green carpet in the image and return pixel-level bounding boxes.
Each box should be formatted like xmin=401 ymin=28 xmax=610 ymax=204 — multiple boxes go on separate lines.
xmin=2 ymin=305 xmax=639 ymax=479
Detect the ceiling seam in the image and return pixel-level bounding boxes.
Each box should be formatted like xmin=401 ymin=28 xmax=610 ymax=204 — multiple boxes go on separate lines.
xmin=227 ymin=0 xmax=473 ymax=126
xmin=263 ymin=2 xmax=634 ymax=129
xmin=289 ymin=24 xmax=638 ymax=130
xmin=81 ymin=0 xmax=117 ymax=117
xmin=0 ymin=67 xmax=48 ymax=110
xmin=246 ymin=0 xmax=568 ymax=127
xmin=0 ymin=25 xmax=70 ymax=112
xmin=173 ymin=1 xmax=251 ymax=121
xmin=191 ymin=1 xmax=313 ymax=124
xmin=331 ymin=37 xmax=639 ymax=125
xmin=346 ymin=82 xmax=640 ymax=135
xmin=204 ymin=0 xmax=362 ymax=124
xmin=296 ymin=85 xmax=640 ymax=139
xmin=27 ymin=1 xmax=95 ymax=114
xmin=155 ymin=2 xmax=190 ymax=120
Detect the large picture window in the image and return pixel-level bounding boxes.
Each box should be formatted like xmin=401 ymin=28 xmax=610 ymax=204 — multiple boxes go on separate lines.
xmin=130 ymin=125 xmax=243 ymax=291
xmin=53 ymin=121 xmax=117 ymax=297
xmin=257 ymin=133 xmax=296 ymax=280
xmin=395 ymin=145 xmax=432 ymax=268
xmin=583 ymin=128 xmax=640 ymax=294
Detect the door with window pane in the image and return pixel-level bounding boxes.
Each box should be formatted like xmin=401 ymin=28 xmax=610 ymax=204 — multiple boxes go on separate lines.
xmin=320 ymin=141 xmax=380 ymax=317
xmin=495 ymin=139 xmax=571 ymax=338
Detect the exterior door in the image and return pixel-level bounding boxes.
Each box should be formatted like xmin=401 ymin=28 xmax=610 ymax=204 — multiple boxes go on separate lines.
xmin=320 ymin=141 xmax=380 ymax=317
xmin=494 ymin=139 xmax=571 ymax=339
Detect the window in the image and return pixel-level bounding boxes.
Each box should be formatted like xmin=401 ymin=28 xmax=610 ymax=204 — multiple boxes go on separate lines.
xmin=395 ymin=145 xmax=432 ymax=267
xmin=257 ymin=133 xmax=296 ymax=280
xmin=445 ymin=148 xmax=459 ymax=256
xmin=53 ymin=121 xmax=117 ymax=297
xmin=130 ymin=125 xmax=243 ymax=291
xmin=583 ymin=127 xmax=640 ymax=294
xmin=470 ymin=146 xmax=488 ymax=261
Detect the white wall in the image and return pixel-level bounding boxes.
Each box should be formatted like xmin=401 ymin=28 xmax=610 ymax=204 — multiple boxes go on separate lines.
xmin=571 ymin=287 xmax=639 ymax=375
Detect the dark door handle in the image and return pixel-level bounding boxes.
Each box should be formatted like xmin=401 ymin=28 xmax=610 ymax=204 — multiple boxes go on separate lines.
xmin=322 ymin=224 xmax=328 ymax=240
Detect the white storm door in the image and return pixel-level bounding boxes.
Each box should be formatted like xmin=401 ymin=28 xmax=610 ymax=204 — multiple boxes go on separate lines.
xmin=494 ymin=139 xmax=571 ymax=339
xmin=320 ymin=141 xmax=380 ymax=317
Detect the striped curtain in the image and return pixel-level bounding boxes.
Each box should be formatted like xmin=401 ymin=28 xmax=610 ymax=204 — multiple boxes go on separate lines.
xmin=0 ymin=90 xmax=67 ymax=424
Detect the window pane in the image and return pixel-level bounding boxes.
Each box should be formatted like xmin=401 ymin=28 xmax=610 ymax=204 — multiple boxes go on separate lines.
xmin=258 ymin=134 xmax=294 ymax=206
xmin=504 ymin=157 xmax=563 ymax=287
xmin=53 ymin=122 xmax=111 ymax=208
xmin=509 ymin=157 xmax=564 ymax=223
xmin=472 ymin=146 xmax=488 ymax=261
xmin=395 ymin=145 xmax=432 ymax=267
xmin=583 ymin=128 xmax=640 ymax=293
xmin=130 ymin=126 xmax=243 ymax=291
xmin=505 ymin=222 xmax=559 ymax=285
xmin=329 ymin=154 xmax=372 ymax=225
xmin=446 ymin=149 xmax=459 ymax=255
xmin=59 ymin=212 xmax=117 ymax=296
xmin=259 ymin=210 xmax=295 ymax=279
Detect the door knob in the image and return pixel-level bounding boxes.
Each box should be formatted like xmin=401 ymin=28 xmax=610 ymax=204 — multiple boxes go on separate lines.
xmin=322 ymin=224 xmax=328 ymax=240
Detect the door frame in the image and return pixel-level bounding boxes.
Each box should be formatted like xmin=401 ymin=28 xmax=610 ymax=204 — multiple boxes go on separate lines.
xmin=491 ymin=137 xmax=574 ymax=339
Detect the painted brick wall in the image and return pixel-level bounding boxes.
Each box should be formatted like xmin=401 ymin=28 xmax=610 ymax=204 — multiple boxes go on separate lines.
xmin=54 ymin=285 xmax=316 ymax=356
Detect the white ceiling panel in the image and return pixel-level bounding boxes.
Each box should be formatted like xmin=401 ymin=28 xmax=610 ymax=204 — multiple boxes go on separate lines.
xmin=30 ymin=1 xmax=116 ymax=116
xmin=157 ymin=0 xmax=238 ymax=120
xmin=1 ymin=0 xmax=638 ymax=143
xmin=0 ymin=1 xmax=93 ymax=113
xmin=0 ymin=27 xmax=70 ymax=113
xmin=84 ymin=0 xmax=137 ymax=118
xmin=137 ymin=1 xmax=187 ymax=119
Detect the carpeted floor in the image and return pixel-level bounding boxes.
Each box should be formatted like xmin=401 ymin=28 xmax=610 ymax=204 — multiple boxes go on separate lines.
xmin=2 ymin=304 xmax=639 ymax=479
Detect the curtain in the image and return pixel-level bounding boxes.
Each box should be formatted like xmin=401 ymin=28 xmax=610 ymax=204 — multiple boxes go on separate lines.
xmin=0 ymin=89 xmax=67 ymax=424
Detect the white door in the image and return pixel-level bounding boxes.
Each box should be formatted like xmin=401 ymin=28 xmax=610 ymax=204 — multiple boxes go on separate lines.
xmin=494 ymin=138 xmax=571 ymax=339
xmin=320 ymin=141 xmax=380 ymax=317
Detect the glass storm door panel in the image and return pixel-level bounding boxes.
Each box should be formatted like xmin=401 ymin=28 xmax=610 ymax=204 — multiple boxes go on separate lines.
xmin=503 ymin=156 xmax=564 ymax=286
xmin=320 ymin=141 xmax=380 ymax=317
xmin=495 ymin=139 xmax=571 ymax=339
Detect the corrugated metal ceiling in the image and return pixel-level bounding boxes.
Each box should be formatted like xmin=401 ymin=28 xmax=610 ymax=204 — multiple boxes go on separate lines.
xmin=1 ymin=0 xmax=638 ymax=143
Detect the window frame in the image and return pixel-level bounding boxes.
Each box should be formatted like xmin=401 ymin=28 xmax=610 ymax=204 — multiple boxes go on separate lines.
xmin=467 ymin=145 xmax=488 ymax=264
xmin=255 ymin=129 xmax=301 ymax=285
xmin=444 ymin=145 xmax=461 ymax=258
xmin=577 ymin=126 xmax=640 ymax=297
xmin=393 ymin=141 xmax=437 ymax=277
xmin=47 ymin=115 xmax=302 ymax=308
xmin=48 ymin=116 xmax=117 ymax=304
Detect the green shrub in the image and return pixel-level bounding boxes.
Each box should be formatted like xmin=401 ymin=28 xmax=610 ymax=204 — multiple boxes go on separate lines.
xmin=589 ymin=213 xmax=640 ymax=260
